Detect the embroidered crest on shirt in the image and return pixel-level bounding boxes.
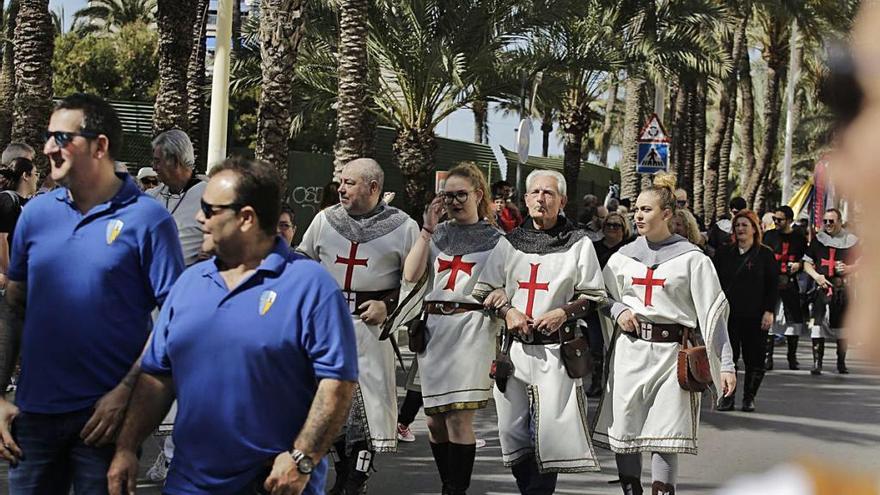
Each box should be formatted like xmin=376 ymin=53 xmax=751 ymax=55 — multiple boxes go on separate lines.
xmin=259 ymin=290 xmax=277 ymax=315
xmin=106 ymin=219 xmax=124 ymax=245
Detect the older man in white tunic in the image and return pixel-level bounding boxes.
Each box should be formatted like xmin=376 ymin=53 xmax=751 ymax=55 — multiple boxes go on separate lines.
xmin=474 ymin=170 xmax=606 ymax=495
xmin=298 ymin=158 xmax=418 ymax=494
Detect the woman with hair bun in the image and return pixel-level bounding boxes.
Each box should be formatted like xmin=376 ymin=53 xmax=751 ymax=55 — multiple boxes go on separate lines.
xmin=592 ymin=173 xmax=736 ymax=495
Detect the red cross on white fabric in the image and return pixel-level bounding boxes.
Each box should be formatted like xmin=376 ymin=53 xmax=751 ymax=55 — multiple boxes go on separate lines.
xmin=517 ymin=263 xmax=549 ymax=318
xmin=820 ymin=248 xmax=837 ymax=277
xmin=437 ymin=255 xmax=476 ymax=291
xmin=335 ymin=241 xmax=369 ymax=291
xmin=632 ymin=267 xmax=666 ymax=307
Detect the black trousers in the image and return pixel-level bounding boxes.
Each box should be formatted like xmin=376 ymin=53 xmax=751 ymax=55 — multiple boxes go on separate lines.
xmin=779 ymin=284 xmax=805 ymax=323
xmin=728 ymin=315 xmax=767 ymax=373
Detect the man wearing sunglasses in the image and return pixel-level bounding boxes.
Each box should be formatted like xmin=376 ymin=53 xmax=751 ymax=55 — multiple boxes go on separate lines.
xmin=762 ymin=206 xmax=808 ymax=371
xmin=0 ymin=93 xmax=185 ymax=493
xmin=803 ymin=208 xmax=860 ymax=375
xmin=298 ymin=158 xmax=418 ymax=495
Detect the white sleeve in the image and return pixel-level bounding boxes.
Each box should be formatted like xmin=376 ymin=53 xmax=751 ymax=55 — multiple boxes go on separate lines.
xmin=472 ymin=238 xmax=510 ymax=302
xmin=574 ymin=238 xmax=607 ymax=301
xmin=296 ymin=211 xmax=324 ymax=260
xmin=688 ymin=255 xmax=734 ymax=391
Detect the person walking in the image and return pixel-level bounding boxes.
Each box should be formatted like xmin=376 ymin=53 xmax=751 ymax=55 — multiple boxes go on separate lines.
xmin=402 ymin=162 xmax=502 ymax=494
xmin=713 ymin=210 xmax=778 ymax=412
xmin=107 ymin=157 xmax=358 ymax=495
xmin=0 ymin=158 xmax=39 ymax=293
xmin=592 ymin=173 xmax=736 ymax=495
xmin=0 ymin=93 xmax=185 ymax=494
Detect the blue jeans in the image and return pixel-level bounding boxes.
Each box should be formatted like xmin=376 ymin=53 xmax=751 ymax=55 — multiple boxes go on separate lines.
xmin=8 ymin=407 xmax=115 ymax=495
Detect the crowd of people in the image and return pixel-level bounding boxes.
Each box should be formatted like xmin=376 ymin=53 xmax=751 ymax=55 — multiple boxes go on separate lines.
xmin=0 ymin=28 xmax=870 ymax=495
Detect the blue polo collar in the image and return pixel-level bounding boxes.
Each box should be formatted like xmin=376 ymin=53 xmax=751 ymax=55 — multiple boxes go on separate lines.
xmin=55 ymin=172 xmax=141 ymax=209
xmin=200 ymin=237 xmax=293 ymax=279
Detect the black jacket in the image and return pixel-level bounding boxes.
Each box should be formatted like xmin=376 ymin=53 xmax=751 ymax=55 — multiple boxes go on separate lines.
xmin=713 ymin=243 xmax=779 ymax=320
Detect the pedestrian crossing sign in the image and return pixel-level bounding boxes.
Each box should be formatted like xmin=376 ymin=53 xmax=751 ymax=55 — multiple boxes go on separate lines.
xmin=636 ymin=142 xmax=669 ymax=173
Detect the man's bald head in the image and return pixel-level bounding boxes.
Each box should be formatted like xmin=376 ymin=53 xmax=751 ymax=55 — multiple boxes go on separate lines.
xmin=339 ymin=158 xmax=384 ymax=215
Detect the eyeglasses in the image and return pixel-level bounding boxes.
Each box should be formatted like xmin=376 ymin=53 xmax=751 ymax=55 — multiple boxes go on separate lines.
xmin=604 ymin=223 xmax=624 ymax=230
xmin=823 ymin=219 xmax=837 ymax=225
xmin=277 ymin=221 xmax=293 ymax=231
xmin=141 ymin=178 xmax=159 ymax=187
xmin=43 ymin=130 xmax=99 ymax=148
xmin=200 ymin=199 xmax=244 ymax=219
xmin=773 ymin=217 xmax=787 ymax=223
xmin=441 ymin=190 xmax=472 ymax=204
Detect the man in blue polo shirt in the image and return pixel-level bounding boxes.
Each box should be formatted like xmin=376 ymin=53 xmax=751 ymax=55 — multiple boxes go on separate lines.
xmin=107 ymin=157 xmax=358 ymax=495
xmin=0 ymin=93 xmax=185 ymax=494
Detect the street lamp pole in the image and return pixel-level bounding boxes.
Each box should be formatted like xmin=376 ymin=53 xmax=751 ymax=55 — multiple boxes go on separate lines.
xmin=206 ymin=0 xmax=234 ymax=172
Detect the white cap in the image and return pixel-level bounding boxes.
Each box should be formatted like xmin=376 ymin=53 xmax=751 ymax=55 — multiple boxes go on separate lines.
xmin=137 ymin=167 xmax=158 ymax=180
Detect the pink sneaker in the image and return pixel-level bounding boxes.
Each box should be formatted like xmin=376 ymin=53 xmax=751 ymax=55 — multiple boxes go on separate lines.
xmin=397 ymin=423 xmax=416 ymax=442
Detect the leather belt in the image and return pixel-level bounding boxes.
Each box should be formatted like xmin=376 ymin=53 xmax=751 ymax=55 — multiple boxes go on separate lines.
xmin=632 ymin=321 xmax=689 ymax=343
xmin=513 ymin=324 xmax=580 ymax=345
xmin=346 ymin=289 xmax=393 ymax=315
xmin=424 ymin=301 xmax=485 ymax=315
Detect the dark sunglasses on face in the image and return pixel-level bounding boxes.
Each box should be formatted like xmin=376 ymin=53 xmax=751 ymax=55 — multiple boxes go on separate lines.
xmin=442 ymin=191 xmax=470 ymax=204
xmin=604 ymin=223 xmax=624 ymax=230
xmin=823 ymin=219 xmax=836 ymax=225
xmin=200 ymin=199 xmax=244 ymax=219
xmin=773 ymin=217 xmax=786 ymax=223
xmin=141 ymin=178 xmax=159 ymax=187
xmin=43 ymin=130 xmax=99 ymax=148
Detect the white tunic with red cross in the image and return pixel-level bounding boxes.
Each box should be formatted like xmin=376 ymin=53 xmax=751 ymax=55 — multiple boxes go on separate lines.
xmin=593 ymin=246 xmax=729 ymax=455
xmin=298 ymin=208 xmax=419 ymax=453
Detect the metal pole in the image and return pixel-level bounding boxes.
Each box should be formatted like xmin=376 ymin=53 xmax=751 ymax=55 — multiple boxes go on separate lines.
xmin=206 ymin=0 xmax=234 ymax=173
xmin=781 ymin=20 xmax=800 ymax=204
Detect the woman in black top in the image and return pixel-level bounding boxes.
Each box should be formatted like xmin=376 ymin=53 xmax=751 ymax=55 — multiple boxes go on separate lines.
xmin=713 ymin=209 xmax=778 ymax=412
xmin=0 ymin=158 xmax=38 ymax=291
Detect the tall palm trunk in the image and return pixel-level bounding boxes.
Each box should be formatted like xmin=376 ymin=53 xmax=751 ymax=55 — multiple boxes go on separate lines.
xmin=744 ymin=41 xmax=787 ymax=206
xmin=620 ymin=76 xmax=646 ymax=201
xmin=0 ymin=0 xmax=20 ymax=150
xmin=599 ymin=75 xmax=617 ymax=165
xmin=560 ymin=100 xmax=590 ymax=217
xmin=11 ymin=0 xmax=53 ymax=175
xmin=232 ymin=0 xmax=242 ymax=54
xmin=692 ymin=79 xmax=707 ymax=222
xmin=715 ymin=75 xmax=737 ymax=220
xmin=333 ymin=0 xmax=370 ymax=179
xmin=187 ymin=0 xmax=209 ymax=170
xmin=154 ymin=0 xmax=197 ymax=134
xmin=541 ymin=113 xmax=552 ymax=158
xmin=472 ymin=99 xmax=488 ymax=144
xmin=255 ymin=0 xmax=306 ymax=189
xmin=738 ymin=44 xmax=757 ymax=186
xmin=394 ymin=126 xmax=436 ymax=217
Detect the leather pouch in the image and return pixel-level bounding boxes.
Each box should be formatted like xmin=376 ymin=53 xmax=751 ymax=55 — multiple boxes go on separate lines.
xmin=677 ymin=327 xmax=712 ymax=392
xmin=559 ymin=331 xmax=590 ymax=379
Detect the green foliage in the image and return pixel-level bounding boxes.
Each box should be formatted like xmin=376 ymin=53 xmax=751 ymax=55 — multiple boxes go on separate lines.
xmin=73 ymin=0 xmax=157 ymax=35
xmin=52 ymin=22 xmax=159 ymax=101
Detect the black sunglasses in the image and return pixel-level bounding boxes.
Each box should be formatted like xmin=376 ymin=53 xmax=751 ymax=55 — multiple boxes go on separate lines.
xmin=604 ymin=223 xmax=624 ymax=230
xmin=141 ymin=178 xmax=159 ymax=186
xmin=200 ymin=199 xmax=244 ymax=219
xmin=823 ymin=219 xmax=837 ymax=225
xmin=675 ymin=200 xmax=687 ymax=207
xmin=43 ymin=130 xmax=99 ymax=147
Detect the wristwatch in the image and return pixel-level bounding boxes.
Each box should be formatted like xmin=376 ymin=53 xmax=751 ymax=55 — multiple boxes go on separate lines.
xmin=290 ymin=449 xmax=315 ymax=475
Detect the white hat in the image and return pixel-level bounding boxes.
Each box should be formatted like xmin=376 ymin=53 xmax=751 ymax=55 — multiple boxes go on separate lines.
xmin=137 ymin=167 xmax=158 ymax=180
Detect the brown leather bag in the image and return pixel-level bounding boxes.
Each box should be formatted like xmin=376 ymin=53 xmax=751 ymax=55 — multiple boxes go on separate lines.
xmin=559 ymin=326 xmax=590 ymax=379
xmin=677 ymin=327 xmax=712 ymax=392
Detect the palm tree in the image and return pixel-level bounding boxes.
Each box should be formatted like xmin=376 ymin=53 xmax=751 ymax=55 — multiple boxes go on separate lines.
xmin=187 ymin=0 xmax=209 ymax=169
xmin=0 ymin=0 xmax=20 ymax=150
xmin=72 ymin=0 xmax=157 ymax=34
xmin=367 ymin=0 xmax=518 ymax=215
xmin=254 ymin=0 xmax=307 ymax=187
xmin=11 ymin=0 xmax=53 ymax=174
xmin=153 ymin=0 xmax=197 ymax=135
xmin=333 ymin=0 xmax=371 ymax=177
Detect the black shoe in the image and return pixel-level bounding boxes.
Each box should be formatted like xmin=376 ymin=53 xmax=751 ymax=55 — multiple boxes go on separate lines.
xmin=810 ymin=338 xmax=825 ymax=375
xmin=716 ymin=394 xmax=735 ymax=411
xmin=741 ymin=397 xmax=755 ymax=412
xmin=786 ymin=336 xmax=800 ymax=370
xmin=837 ymin=357 xmax=850 ymax=374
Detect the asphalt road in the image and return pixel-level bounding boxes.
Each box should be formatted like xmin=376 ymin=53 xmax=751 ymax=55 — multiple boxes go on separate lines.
xmin=2 ymin=341 xmax=878 ymax=494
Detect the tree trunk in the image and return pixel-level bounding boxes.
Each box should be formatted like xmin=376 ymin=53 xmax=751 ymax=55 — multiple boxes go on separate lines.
xmin=738 ymin=40 xmax=757 ymax=185
xmin=11 ymin=0 xmax=53 ymax=175
xmin=472 ymin=99 xmax=488 ymax=144
xmin=670 ymin=81 xmax=687 ymax=178
xmin=393 ymin=126 xmax=436 ymax=217
xmin=716 ymin=76 xmax=737 ymax=220
xmin=187 ymin=0 xmax=209 ymax=171
xmin=154 ymin=0 xmax=197 ymax=135
xmin=255 ymin=0 xmax=306 ymax=189
xmin=333 ymin=0 xmax=369 ymax=179
xmin=541 ymin=113 xmax=552 ymax=158
xmin=692 ymin=79 xmax=707 ymax=223
xmin=232 ymin=0 xmax=242 ymax=55
xmin=0 ymin=0 xmax=20 ymax=150
xmin=620 ymin=76 xmax=646 ymax=201
xmin=744 ymin=45 xmax=787 ymax=207
xmin=599 ymin=75 xmax=617 ymax=165
xmin=562 ymin=130 xmax=583 ymax=219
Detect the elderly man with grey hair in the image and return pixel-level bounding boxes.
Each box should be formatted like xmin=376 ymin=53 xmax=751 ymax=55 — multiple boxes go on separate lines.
xmin=1 ymin=142 xmax=35 ymax=166
xmin=144 ymin=129 xmax=207 ymax=481
xmin=474 ymin=169 xmax=606 ymax=493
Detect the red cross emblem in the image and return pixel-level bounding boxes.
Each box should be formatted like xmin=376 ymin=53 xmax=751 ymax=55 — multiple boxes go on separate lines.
xmin=632 ymin=267 xmax=666 ymax=307
xmin=820 ymin=248 xmax=837 ymax=277
xmin=775 ymin=242 xmax=791 ymax=273
xmin=517 ymin=263 xmax=550 ymax=318
xmin=437 ymin=255 xmax=476 ymax=291
xmin=335 ymin=241 xmax=369 ymax=291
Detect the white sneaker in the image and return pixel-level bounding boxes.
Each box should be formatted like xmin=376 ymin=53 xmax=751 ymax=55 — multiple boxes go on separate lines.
xmin=146 ymin=451 xmax=169 ymax=482
xmin=396 ymin=423 xmax=416 ymax=442
xmin=475 ymin=438 xmax=487 ymax=448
